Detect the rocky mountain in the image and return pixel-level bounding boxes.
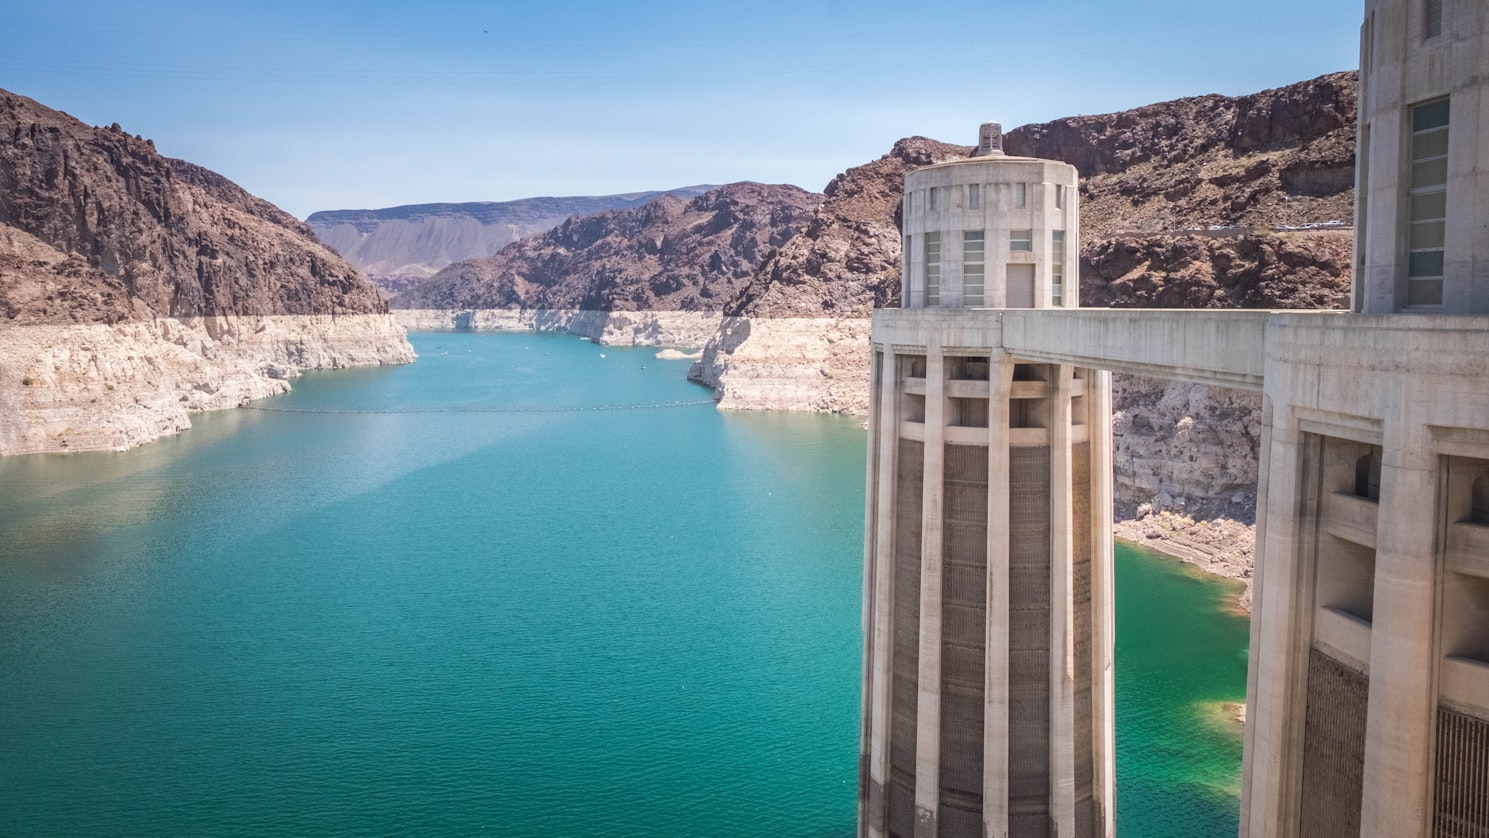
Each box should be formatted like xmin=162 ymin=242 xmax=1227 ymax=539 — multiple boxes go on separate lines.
xmin=1005 ymin=70 xmax=1357 ymax=240
xmin=1081 ymin=229 xmax=1351 ymax=309
xmin=391 ymin=182 xmax=822 ymax=312
xmin=690 ymin=72 xmax=1358 ymax=553
xmin=0 ymin=88 xmax=412 ymax=454
xmin=727 ymin=137 xmax=972 ymax=318
xmin=307 ymin=187 xmax=717 ymax=295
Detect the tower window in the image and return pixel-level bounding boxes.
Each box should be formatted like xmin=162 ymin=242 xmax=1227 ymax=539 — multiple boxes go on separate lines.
xmin=928 ymin=187 xmax=939 ymax=211
xmin=902 ymin=235 xmax=912 ymax=308
xmin=1015 ymin=183 xmax=1027 ymax=208
xmin=1407 ymin=97 xmax=1449 ymax=307
xmin=963 ymin=231 xmax=985 ymax=307
xmin=1426 ymin=0 xmax=1443 ymax=39
xmin=925 ymin=232 xmax=941 ymax=307
xmin=1055 ymin=184 xmax=1065 ymax=209
xmin=968 ymin=183 xmax=981 ymax=210
xmin=1051 ymin=230 xmax=1066 ymax=307
xmin=1010 ymin=229 xmax=1033 ymax=252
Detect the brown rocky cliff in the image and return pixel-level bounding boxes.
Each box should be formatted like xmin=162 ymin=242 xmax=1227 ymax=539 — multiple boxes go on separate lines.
xmin=1081 ymin=230 xmax=1351 ymax=309
xmin=727 ymin=137 xmax=972 ymax=318
xmin=0 ymin=88 xmax=387 ymax=323
xmin=391 ymin=182 xmax=822 ymax=312
xmin=1005 ymin=71 xmax=1357 ymax=240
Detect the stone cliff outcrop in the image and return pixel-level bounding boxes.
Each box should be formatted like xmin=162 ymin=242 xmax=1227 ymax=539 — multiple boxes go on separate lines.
xmin=692 ymin=73 xmax=1357 ymax=583
xmin=689 ymin=138 xmax=968 ymax=413
xmin=1004 ymin=71 xmax=1357 ymax=239
xmin=728 ymin=137 xmax=972 ymax=318
xmin=1081 ymin=230 xmax=1351 ymax=309
xmin=307 ymin=186 xmax=718 ymax=296
xmin=0 ymin=88 xmax=413 ymax=453
xmin=391 ymin=182 xmax=822 ymax=313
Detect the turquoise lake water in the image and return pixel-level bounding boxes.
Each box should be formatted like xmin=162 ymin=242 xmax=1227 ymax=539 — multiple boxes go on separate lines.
xmin=0 ymin=331 xmax=1248 ymax=836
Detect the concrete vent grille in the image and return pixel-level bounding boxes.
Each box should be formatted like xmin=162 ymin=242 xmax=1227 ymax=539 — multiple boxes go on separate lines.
xmin=942 ymin=444 xmax=988 ymax=821
xmin=1299 ymin=649 xmax=1368 ymax=837
xmin=1009 ymin=446 xmax=1053 ymax=837
xmin=888 ymin=438 xmax=924 ymax=838
xmin=1427 ymin=0 xmax=1443 ymax=38
xmin=1434 ymin=706 xmax=1489 ymax=837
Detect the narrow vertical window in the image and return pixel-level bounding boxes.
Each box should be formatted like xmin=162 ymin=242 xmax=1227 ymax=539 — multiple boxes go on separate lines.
xmin=928 ymin=187 xmax=938 ymax=211
xmin=1055 ymin=184 xmax=1064 ymax=209
xmin=1426 ymin=0 xmax=1443 ymax=38
xmin=902 ymin=235 xmax=913 ymax=308
xmin=1015 ymin=183 xmax=1027 ymax=208
xmin=1010 ymin=229 xmax=1033 ymax=252
xmin=925 ymin=232 xmax=941 ymax=307
xmin=968 ymin=183 xmax=980 ymax=210
xmin=1407 ymin=97 xmax=1449 ymax=306
xmin=963 ymin=231 xmax=985 ymax=307
xmin=1051 ymin=230 xmax=1066 ymax=307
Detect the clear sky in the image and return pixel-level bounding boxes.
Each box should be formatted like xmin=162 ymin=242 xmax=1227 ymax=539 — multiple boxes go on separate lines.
xmin=2 ymin=0 xmax=1362 ymax=220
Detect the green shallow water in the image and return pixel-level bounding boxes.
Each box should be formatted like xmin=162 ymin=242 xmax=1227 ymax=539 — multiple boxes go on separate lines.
xmin=0 ymin=331 xmax=1248 ymax=836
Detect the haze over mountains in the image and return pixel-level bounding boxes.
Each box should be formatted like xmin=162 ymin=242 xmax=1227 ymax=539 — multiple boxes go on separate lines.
xmin=307 ymin=187 xmax=717 ymax=296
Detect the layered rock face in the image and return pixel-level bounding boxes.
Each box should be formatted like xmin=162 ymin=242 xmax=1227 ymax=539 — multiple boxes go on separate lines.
xmin=391 ymin=182 xmax=822 ymax=313
xmin=0 ymin=88 xmax=413 ymax=453
xmin=691 ymin=139 xmax=968 ymax=412
xmin=728 ymin=137 xmax=971 ymax=318
xmin=1081 ymin=230 xmax=1351 ymax=310
xmin=1005 ymin=70 xmax=1357 ymax=239
xmin=696 ymin=73 xmax=1356 ymax=530
xmin=307 ymin=186 xmax=718 ymax=295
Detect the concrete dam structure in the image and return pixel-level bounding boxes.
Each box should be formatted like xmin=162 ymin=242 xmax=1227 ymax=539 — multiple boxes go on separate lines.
xmin=858 ymin=1 xmax=1489 ymax=836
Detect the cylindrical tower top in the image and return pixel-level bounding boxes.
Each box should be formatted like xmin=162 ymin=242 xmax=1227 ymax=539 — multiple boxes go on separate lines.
xmin=899 ymin=127 xmax=1079 ymax=311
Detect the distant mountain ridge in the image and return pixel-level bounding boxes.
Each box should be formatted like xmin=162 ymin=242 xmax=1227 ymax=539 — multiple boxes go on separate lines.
xmin=307 ymin=186 xmax=719 ymax=295
xmin=391 ymin=182 xmax=822 ymax=312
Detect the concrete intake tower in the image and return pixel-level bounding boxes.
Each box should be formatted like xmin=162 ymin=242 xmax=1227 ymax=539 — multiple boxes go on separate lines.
xmin=860 ymin=1 xmax=1489 ymax=836
xmin=859 ymin=125 xmax=1115 ymax=838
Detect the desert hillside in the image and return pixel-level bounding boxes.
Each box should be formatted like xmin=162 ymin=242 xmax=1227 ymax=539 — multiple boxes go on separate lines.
xmin=307 ymin=186 xmax=718 ymax=295
xmin=0 ymin=88 xmax=413 ymax=454
xmin=392 ymin=182 xmax=823 ymax=313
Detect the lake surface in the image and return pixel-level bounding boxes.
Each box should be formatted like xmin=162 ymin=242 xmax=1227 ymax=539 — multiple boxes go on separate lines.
xmin=0 ymin=331 xmax=1247 ymax=836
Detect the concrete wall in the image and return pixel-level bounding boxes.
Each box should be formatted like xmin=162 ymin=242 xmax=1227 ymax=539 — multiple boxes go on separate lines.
xmin=1356 ymin=0 xmax=1489 ymax=313
xmin=865 ymin=306 xmax=1489 ymax=838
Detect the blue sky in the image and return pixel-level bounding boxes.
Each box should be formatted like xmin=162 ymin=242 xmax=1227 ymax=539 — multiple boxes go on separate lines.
xmin=2 ymin=0 xmax=1361 ymax=219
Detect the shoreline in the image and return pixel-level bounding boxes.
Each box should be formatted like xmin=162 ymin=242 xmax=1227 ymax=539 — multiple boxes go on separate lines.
xmin=1114 ymin=510 xmax=1255 ymax=613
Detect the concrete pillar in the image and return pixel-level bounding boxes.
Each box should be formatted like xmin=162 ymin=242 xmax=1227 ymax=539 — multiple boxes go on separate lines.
xmin=1049 ymin=365 xmax=1077 ymax=837
xmin=860 ymin=349 xmax=878 ymax=833
xmin=983 ymin=352 xmax=1014 ymax=838
xmin=866 ymin=347 xmax=901 ymax=838
xmin=1241 ymin=394 xmax=1314 ymax=838
xmin=1087 ymin=368 xmax=1116 ymax=838
xmin=914 ymin=344 xmax=946 ymax=837
xmin=1359 ymin=411 xmax=1437 ymax=838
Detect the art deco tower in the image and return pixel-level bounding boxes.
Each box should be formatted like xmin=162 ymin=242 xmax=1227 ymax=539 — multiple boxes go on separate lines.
xmin=859 ymin=126 xmax=1115 ymax=838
